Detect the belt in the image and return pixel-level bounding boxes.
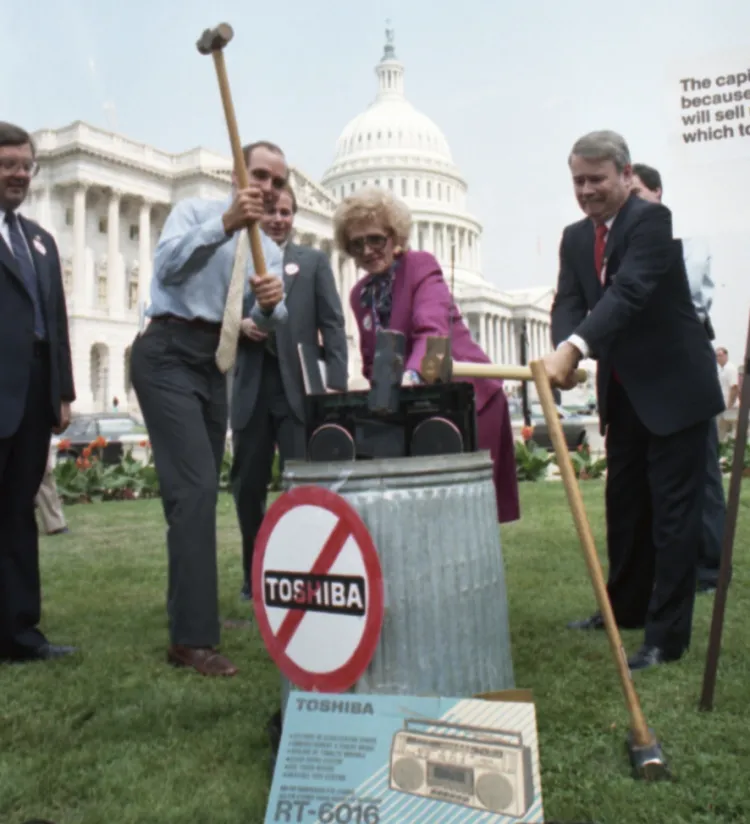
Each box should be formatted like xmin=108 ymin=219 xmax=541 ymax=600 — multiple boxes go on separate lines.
xmin=150 ymin=314 xmax=221 ymax=333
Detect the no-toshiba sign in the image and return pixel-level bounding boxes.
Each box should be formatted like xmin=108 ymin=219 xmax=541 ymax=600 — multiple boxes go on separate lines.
xmin=252 ymin=485 xmax=385 ymax=693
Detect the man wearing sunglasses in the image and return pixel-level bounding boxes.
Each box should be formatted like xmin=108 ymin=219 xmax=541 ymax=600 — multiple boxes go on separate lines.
xmin=230 ymin=183 xmax=348 ymax=601
xmin=0 ymin=121 xmax=77 ymax=664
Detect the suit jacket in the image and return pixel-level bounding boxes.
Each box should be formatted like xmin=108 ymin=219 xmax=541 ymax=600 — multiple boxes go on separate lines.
xmin=231 ymin=242 xmax=348 ymax=431
xmin=0 ymin=214 xmax=75 ymax=439
xmin=550 ymin=193 xmax=723 ymax=436
xmin=350 ymin=249 xmax=502 ymax=413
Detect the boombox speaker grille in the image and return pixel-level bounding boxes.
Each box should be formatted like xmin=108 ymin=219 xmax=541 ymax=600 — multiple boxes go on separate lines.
xmin=476 ymin=773 xmax=515 ymax=813
xmin=410 ymin=416 xmax=464 ymax=457
xmin=391 ymin=757 xmax=424 ymax=793
xmin=308 ymin=423 xmax=356 ymax=462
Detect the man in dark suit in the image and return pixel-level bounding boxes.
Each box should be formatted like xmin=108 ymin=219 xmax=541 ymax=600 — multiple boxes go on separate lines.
xmin=0 ymin=121 xmax=77 ymax=663
xmin=231 ymin=184 xmax=348 ymax=599
xmin=630 ymin=162 xmax=726 ymax=595
xmin=543 ymin=129 xmax=724 ymax=671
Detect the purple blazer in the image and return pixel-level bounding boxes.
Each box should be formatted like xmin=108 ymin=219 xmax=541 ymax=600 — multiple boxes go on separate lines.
xmin=351 ymin=250 xmax=502 ymax=413
xmin=350 ymin=250 xmax=520 ymax=523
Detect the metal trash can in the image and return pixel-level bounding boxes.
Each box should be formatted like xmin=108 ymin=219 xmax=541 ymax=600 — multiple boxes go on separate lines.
xmin=279 ymin=451 xmax=515 ymax=719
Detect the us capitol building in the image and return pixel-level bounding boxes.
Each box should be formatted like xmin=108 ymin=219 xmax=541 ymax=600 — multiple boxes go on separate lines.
xmin=24 ymin=29 xmax=557 ymax=414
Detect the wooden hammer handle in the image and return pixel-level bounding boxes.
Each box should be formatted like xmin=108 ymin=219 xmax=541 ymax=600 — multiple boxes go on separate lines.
xmin=211 ymin=50 xmax=267 ymax=277
xmin=451 ymin=361 xmax=588 ymax=384
xmin=529 ymin=358 xmax=653 ymax=747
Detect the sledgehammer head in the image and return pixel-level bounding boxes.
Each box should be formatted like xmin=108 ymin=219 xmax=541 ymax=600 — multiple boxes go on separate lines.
xmin=196 ymin=23 xmax=234 ymax=54
xmin=627 ymin=728 xmax=672 ymax=781
xmin=368 ymin=330 xmax=405 ymax=414
xmin=420 ymin=336 xmax=453 ymax=384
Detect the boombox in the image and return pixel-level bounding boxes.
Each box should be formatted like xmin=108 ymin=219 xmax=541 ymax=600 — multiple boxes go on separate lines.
xmin=303 ymin=383 xmax=478 ymax=463
xmin=389 ymin=718 xmax=535 ymax=818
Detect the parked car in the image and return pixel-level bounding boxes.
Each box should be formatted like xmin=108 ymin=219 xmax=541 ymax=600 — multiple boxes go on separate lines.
xmin=509 ymin=398 xmax=588 ymax=451
xmin=52 ymin=413 xmax=148 ymax=466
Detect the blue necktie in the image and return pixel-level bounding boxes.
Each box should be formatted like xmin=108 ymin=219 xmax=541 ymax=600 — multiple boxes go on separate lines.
xmin=5 ymin=212 xmax=46 ymax=339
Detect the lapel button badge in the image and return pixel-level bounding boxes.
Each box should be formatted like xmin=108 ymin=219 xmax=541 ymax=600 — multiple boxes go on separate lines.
xmin=284 ymin=262 xmax=299 ymax=276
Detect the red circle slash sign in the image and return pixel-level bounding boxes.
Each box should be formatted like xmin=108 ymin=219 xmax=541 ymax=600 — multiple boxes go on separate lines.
xmin=252 ymin=485 xmax=384 ymax=693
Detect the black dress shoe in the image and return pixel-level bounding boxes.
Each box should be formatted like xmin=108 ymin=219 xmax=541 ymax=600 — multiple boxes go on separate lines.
xmin=4 ymin=643 xmax=78 ymax=663
xmin=567 ymin=613 xmax=604 ymax=630
xmin=697 ymin=580 xmax=717 ymax=595
xmin=627 ymin=644 xmax=682 ymax=671
xmin=240 ymin=583 xmax=252 ymax=602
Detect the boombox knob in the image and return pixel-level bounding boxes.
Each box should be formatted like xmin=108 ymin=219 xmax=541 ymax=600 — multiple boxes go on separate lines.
xmin=410 ymin=416 xmax=464 ymax=457
xmin=308 ymin=423 xmax=356 ymax=462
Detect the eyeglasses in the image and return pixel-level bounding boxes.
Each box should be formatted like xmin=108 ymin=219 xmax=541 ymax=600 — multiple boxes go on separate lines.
xmin=0 ymin=158 xmax=39 ymax=176
xmin=346 ymin=233 xmax=389 ymax=256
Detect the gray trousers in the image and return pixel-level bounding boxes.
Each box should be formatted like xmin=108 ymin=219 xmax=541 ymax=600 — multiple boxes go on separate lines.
xmin=130 ymin=318 xmax=227 ymax=648
xmin=231 ymin=354 xmax=306 ymax=591
xmin=698 ymin=418 xmax=727 ymax=585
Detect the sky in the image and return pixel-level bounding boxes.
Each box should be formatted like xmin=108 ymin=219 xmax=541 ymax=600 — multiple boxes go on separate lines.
xmin=2 ymin=0 xmax=749 ymax=356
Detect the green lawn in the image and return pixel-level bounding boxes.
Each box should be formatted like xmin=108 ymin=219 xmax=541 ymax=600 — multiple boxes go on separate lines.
xmin=1 ymin=482 xmax=748 ymax=824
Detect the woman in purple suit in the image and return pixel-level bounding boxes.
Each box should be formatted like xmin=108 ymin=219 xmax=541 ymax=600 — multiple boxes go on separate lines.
xmin=333 ymin=188 xmax=520 ymax=524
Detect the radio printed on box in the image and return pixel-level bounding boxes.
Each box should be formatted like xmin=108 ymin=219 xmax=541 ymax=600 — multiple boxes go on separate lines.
xmin=389 ymin=718 xmax=534 ymax=818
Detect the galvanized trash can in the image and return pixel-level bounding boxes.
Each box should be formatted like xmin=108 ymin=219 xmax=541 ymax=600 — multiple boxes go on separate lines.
xmin=278 ymin=451 xmax=515 ymax=719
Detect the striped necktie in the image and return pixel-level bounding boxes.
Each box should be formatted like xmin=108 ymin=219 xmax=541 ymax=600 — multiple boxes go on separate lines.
xmin=5 ymin=212 xmax=46 ymax=339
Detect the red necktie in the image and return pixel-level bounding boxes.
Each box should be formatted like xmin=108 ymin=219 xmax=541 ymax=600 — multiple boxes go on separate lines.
xmin=594 ymin=223 xmax=608 ymax=284
xmin=594 ymin=223 xmax=621 ymax=383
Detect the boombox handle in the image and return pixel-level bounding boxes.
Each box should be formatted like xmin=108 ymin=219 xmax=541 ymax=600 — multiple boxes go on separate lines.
xmin=403 ymin=717 xmax=524 ymax=749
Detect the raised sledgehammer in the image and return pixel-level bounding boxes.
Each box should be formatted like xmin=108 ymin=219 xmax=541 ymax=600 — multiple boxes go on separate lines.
xmin=421 ymin=335 xmax=671 ymax=781
xmin=196 ymin=23 xmax=270 ymax=282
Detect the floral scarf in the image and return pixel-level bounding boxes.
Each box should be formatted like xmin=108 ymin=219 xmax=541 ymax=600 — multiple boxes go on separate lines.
xmin=359 ymin=262 xmax=397 ymax=332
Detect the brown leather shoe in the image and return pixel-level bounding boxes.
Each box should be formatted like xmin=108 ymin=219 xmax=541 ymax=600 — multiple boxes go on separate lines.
xmin=167 ymin=644 xmax=238 ymax=676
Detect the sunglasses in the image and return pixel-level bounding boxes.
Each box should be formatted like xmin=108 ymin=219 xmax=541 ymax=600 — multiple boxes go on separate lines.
xmin=347 ymin=233 xmax=389 ymax=256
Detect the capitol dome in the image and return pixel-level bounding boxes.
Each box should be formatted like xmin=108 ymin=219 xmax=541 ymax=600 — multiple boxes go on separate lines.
xmin=322 ymin=27 xmax=466 ymax=188
xmin=321 ymin=26 xmax=484 ymax=293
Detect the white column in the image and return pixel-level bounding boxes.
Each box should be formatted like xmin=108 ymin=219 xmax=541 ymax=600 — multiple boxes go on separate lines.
xmin=72 ymin=184 xmax=88 ymax=314
xmin=108 ymin=190 xmax=124 ymax=315
xmin=428 ymin=223 xmax=435 ymax=256
xmin=38 ymin=186 xmax=54 ymax=235
xmin=138 ymin=199 xmax=153 ymax=310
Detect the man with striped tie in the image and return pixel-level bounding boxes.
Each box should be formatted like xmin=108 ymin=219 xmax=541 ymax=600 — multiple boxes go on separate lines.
xmin=0 ymin=121 xmax=77 ymax=664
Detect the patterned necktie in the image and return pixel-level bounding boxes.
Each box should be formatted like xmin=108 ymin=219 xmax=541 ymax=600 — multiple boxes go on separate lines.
xmin=5 ymin=212 xmax=45 ymax=339
xmin=594 ymin=223 xmax=608 ymax=285
xmin=215 ymin=227 xmax=250 ymax=373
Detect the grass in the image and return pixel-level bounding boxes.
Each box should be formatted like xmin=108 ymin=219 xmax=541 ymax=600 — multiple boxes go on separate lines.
xmin=1 ymin=482 xmax=748 ymax=824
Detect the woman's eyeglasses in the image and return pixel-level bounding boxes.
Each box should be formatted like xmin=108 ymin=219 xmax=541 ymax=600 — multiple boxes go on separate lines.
xmin=347 ymin=233 xmax=389 ymax=256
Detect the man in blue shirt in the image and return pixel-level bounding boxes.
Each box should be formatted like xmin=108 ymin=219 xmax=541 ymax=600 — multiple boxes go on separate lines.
xmin=630 ymin=163 xmax=726 ymax=595
xmin=130 ymin=140 xmax=288 ymax=677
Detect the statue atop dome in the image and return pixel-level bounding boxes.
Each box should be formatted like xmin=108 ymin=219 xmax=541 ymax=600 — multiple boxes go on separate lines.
xmin=383 ymin=19 xmax=396 ymax=60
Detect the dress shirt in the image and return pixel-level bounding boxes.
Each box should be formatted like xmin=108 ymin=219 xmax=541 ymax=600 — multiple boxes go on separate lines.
xmin=0 ymin=207 xmax=33 ymax=260
xmin=681 ymin=236 xmax=713 ymax=323
xmin=148 ymin=196 xmax=287 ymax=331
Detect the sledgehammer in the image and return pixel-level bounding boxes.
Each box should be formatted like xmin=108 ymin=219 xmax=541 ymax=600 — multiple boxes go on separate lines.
xmin=420 ymin=335 xmax=670 ymax=781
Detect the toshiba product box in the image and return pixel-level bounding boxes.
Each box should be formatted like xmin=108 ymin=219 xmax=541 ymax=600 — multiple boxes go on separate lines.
xmin=265 ymin=692 xmax=544 ymax=823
